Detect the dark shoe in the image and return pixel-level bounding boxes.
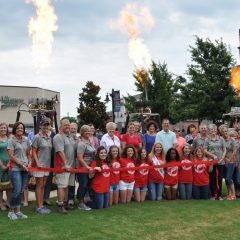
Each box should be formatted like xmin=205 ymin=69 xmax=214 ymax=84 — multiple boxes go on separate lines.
xmin=64 ymin=203 xmax=74 ymax=210
xmin=44 ymin=200 xmax=52 ymax=206
xmin=58 ymin=205 xmax=68 ymax=214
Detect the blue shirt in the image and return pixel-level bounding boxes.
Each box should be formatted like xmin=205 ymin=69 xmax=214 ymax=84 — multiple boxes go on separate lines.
xmin=144 ymin=133 xmax=156 ymax=154
xmin=155 ymin=130 xmax=177 ymax=153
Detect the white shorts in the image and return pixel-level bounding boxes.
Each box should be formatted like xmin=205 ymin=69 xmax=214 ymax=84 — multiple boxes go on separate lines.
xmin=56 ymin=172 xmax=75 ymax=188
xmin=32 ymin=171 xmax=49 ymax=178
xmin=119 ymin=180 xmax=135 ymax=191
xmin=165 ymin=183 xmax=178 ymax=189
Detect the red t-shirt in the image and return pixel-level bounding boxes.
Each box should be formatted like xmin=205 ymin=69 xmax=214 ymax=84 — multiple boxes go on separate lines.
xmin=164 ymin=161 xmax=179 ymax=186
xmin=121 ymin=133 xmax=141 ymax=151
xmin=90 ymin=160 xmax=110 ymax=193
xmin=178 ymin=158 xmax=193 ymax=184
xmin=148 ymin=157 xmax=165 ymax=183
xmin=110 ymin=159 xmax=121 ymax=185
xmin=120 ymin=158 xmax=135 ymax=183
xmin=193 ymin=159 xmax=210 ymax=186
xmin=134 ymin=160 xmax=149 ymax=188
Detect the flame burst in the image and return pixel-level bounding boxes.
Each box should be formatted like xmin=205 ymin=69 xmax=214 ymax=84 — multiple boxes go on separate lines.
xmin=118 ymin=3 xmax=155 ymax=69
xmin=27 ymin=0 xmax=58 ymax=70
xmin=230 ymin=66 xmax=240 ymax=95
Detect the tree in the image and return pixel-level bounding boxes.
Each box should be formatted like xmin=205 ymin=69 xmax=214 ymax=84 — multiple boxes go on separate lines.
xmin=125 ymin=61 xmax=175 ymax=121
xmin=174 ymin=36 xmax=239 ymax=123
xmin=77 ymin=81 xmax=109 ymax=130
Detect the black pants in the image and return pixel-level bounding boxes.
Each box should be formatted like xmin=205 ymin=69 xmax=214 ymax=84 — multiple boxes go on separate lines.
xmin=210 ymin=165 xmax=223 ymax=198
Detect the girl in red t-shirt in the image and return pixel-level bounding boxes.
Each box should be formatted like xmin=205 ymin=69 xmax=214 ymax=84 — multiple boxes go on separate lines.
xmin=165 ymin=148 xmax=180 ymax=200
xmin=148 ymin=142 xmax=165 ymax=200
xmin=89 ymin=146 xmax=110 ymax=209
xmin=119 ymin=145 xmax=136 ymax=203
xmin=179 ymin=143 xmax=193 ymax=200
xmin=134 ymin=148 xmax=149 ymax=202
xmin=108 ymin=145 xmax=121 ymax=206
xmin=192 ymin=147 xmax=212 ymax=199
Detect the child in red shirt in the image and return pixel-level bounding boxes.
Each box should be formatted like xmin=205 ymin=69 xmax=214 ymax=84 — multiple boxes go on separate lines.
xmin=108 ymin=145 xmax=121 ymax=206
xmin=119 ymin=145 xmax=136 ymax=203
xmin=179 ymin=144 xmax=193 ymax=200
xmin=134 ymin=148 xmax=149 ymax=202
xmin=165 ymin=148 xmax=180 ymax=200
xmin=89 ymin=146 xmax=110 ymax=209
xmin=148 ymin=142 xmax=165 ymax=200
xmin=192 ymin=147 xmax=212 ymax=199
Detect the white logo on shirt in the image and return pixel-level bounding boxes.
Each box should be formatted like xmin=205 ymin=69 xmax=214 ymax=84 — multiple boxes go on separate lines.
xmin=181 ymin=160 xmax=192 ymax=171
xmin=127 ymin=162 xmax=135 ymax=174
xmin=167 ymin=166 xmax=178 ymax=177
xmin=139 ymin=163 xmax=149 ymax=175
xmin=195 ymin=164 xmax=206 ymax=174
xmin=112 ymin=162 xmax=120 ymax=175
xmin=102 ymin=164 xmax=110 ymax=178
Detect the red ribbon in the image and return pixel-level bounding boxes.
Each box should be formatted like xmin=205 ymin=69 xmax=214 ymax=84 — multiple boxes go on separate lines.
xmin=26 ymin=160 xmax=218 ymax=174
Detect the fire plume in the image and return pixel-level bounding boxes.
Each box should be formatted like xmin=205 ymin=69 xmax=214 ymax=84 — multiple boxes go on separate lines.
xmin=230 ymin=66 xmax=240 ymax=95
xmin=26 ymin=0 xmax=58 ymax=70
xmin=117 ymin=3 xmax=155 ymax=69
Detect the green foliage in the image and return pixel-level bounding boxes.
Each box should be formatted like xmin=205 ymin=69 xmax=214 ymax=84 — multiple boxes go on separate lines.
xmin=77 ymin=81 xmax=108 ymax=130
xmin=173 ymin=36 xmax=239 ymax=122
xmin=125 ymin=61 xmax=175 ymax=121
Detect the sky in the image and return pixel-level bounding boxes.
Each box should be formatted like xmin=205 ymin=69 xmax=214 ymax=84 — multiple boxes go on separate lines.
xmin=0 ymin=0 xmax=239 ymax=118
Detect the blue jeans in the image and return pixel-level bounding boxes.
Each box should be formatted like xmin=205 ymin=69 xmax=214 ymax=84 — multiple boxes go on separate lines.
xmin=94 ymin=192 xmax=109 ymax=209
xmin=179 ymin=183 xmax=192 ymax=200
xmin=225 ymin=163 xmax=236 ymax=186
xmin=193 ymin=185 xmax=209 ymax=199
xmin=148 ymin=181 xmax=164 ymax=200
xmin=10 ymin=171 xmax=29 ymax=208
xmin=76 ymin=173 xmax=90 ymax=201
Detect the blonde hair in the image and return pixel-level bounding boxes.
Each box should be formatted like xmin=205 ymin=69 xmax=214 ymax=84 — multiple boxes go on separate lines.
xmin=80 ymin=125 xmax=91 ymax=136
xmin=181 ymin=143 xmax=192 ymax=160
xmin=149 ymin=142 xmax=165 ymax=160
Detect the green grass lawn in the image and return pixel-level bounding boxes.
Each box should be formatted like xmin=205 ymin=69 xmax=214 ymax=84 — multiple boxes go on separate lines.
xmin=0 ymin=199 xmax=240 ymax=240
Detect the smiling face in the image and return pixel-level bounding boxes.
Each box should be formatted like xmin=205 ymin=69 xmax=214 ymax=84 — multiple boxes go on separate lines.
xmin=110 ymin=146 xmax=119 ymax=159
xmin=196 ymin=148 xmax=204 ymax=159
xmin=170 ymin=149 xmax=177 ymax=160
xmin=126 ymin=147 xmax=134 ymax=158
xmin=61 ymin=119 xmax=70 ymax=134
xmin=183 ymin=145 xmax=191 ymax=157
xmin=140 ymin=149 xmax=147 ymax=159
xmin=128 ymin=124 xmax=135 ymax=135
xmin=154 ymin=143 xmax=163 ymax=155
xmin=15 ymin=124 xmax=24 ymax=137
xmin=99 ymin=149 xmax=107 ymax=161
xmin=0 ymin=124 xmax=8 ymax=136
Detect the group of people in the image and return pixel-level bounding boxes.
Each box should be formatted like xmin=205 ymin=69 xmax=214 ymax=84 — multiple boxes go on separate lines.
xmin=0 ymin=117 xmax=240 ymax=221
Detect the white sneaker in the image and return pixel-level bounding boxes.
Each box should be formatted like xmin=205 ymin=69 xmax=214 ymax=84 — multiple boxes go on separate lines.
xmin=15 ymin=212 xmax=28 ymax=219
xmin=218 ymin=197 xmax=224 ymax=201
xmin=78 ymin=204 xmax=91 ymax=211
xmin=8 ymin=212 xmax=18 ymax=220
xmin=210 ymin=197 xmax=216 ymax=200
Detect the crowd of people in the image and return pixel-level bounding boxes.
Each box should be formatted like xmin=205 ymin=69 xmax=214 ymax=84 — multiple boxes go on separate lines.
xmin=0 ymin=117 xmax=240 ymax=220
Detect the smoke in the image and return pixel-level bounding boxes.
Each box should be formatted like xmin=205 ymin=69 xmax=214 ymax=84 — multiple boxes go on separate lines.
xmin=26 ymin=0 xmax=58 ymax=71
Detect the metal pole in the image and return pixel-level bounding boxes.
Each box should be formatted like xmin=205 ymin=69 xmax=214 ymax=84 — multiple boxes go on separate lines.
xmin=111 ymin=89 xmax=115 ymax=122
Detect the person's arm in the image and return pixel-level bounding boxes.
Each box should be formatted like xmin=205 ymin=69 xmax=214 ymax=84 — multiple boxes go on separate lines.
xmin=57 ymin=151 xmax=71 ymax=169
xmin=77 ymin=152 xmax=92 ymax=170
xmin=219 ymin=147 xmax=226 ymax=164
xmin=203 ymin=148 xmax=217 ymax=160
xmin=121 ymin=134 xmax=126 ymax=150
xmin=227 ymin=146 xmax=238 ymax=164
xmin=32 ymin=147 xmax=41 ymax=167
xmin=172 ymin=132 xmax=178 ymax=149
xmin=7 ymin=149 xmax=27 ymax=171
xmin=0 ymin=159 xmax=8 ymax=171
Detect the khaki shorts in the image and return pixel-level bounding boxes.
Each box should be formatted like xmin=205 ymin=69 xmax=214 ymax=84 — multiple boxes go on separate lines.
xmin=56 ymin=172 xmax=75 ymax=188
xmin=32 ymin=171 xmax=49 ymax=178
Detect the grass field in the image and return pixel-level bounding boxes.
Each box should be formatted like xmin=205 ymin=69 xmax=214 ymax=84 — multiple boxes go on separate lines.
xmin=0 ymin=198 xmax=240 ymax=240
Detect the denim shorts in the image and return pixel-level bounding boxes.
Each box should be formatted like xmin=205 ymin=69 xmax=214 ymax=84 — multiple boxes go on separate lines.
xmin=134 ymin=186 xmax=148 ymax=192
xmin=110 ymin=184 xmax=119 ymax=192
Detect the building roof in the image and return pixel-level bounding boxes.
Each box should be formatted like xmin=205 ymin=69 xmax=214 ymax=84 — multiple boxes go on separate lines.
xmin=0 ymin=85 xmax=60 ymax=94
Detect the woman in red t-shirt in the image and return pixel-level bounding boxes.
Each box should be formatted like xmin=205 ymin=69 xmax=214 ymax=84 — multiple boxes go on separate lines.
xmin=178 ymin=143 xmax=193 ymax=200
xmin=108 ymin=145 xmax=121 ymax=206
xmin=165 ymin=148 xmax=180 ymax=200
xmin=192 ymin=147 xmax=212 ymax=199
xmin=121 ymin=122 xmax=142 ymax=152
xmin=119 ymin=145 xmax=136 ymax=203
xmin=89 ymin=146 xmax=110 ymax=209
xmin=134 ymin=148 xmax=149 ymax=202
xmin=148 ymin=142 xmax=165 ymax=200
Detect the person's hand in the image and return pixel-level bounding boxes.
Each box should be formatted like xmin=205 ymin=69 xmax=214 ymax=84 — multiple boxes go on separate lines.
xmin=94 ymin=167 xmax=102 ymax=172
xmin=64 ymin=164 xmax=72 ymax=171
xmin=2 ymin=165 xmax=8 ymax=171
xmin=21 ymin=164 xmax=28 ymax=171
xmin=88 ymin=167 xmax=93 ymax=173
